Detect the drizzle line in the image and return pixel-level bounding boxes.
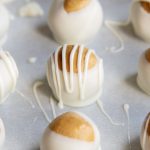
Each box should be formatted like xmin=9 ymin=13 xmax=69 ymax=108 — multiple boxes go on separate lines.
xmin=33 ymin=81 xmax=51 ymax=122
xmin=123 ymin=104 xmax=131 ymax=150
xmin=97 ymin=100 xmax=124 ymax=126
xmin=49 ymin=96 xmax=57 ymax=119
xmin=15 ymin=89 xmax=35 ymax=108
xmin=104 ymin=18 xmax=130 ymax=53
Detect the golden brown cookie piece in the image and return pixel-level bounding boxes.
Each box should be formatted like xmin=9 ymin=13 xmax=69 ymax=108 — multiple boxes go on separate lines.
xmin=141 ymin=1 xmax=150 ymax=13
xmin=57 ymin=45 xmax=97 ymax=73
xmin=49 ymin=112 xmax=95 ymax=142
xmin=143 ymin=113 xmax=150 ymax=136
xmin=64 ymin=0 xmax=91 ymax=13
xmin=145 ymin=48 xmax=150 ymax=63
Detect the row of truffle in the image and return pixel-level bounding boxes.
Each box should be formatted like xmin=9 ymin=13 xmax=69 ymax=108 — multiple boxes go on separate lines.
xmin=47 ymin=0 xmax=150 ymax=45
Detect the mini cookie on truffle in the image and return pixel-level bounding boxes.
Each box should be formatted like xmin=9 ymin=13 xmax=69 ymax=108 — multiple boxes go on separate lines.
xmin=0 ymin=51 xmax=19 ymax=103
xmin=131 ymin=0 xmax=150 ymax=42
xmin=40 ymin=112 xmax=101 ymax=150
xmin=141 ymin=113 xmax=150 ymax=150
xmin=137 ymin=48 xmax=150 ymax=95
xmin=48 ymin=0 xmax=103 ymax=44
xmin=46 ymin=44 xmax=104 ymax=107
xmin=0 ymin=5 xmax=10 ymax=45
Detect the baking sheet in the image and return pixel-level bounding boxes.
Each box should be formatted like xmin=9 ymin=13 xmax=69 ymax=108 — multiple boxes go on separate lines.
xmin=0 ymin=0 xmax=149 ymax=149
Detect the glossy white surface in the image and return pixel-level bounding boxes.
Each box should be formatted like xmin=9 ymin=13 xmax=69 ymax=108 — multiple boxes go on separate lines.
xmin=46 ymin=44 xmax=104 ymax=107
xmin=41 ymin=112 xmax=101 ymax=150
xmin=131 ymin=0 xmax=150 ymax=42
xmin=0 ymin=0 xmax=150 ymax=150
xmin=48 ymin=0 xmax=103 ymax=44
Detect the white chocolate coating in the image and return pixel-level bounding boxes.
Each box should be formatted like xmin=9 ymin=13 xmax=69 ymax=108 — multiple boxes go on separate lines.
xmin=0 ymin=118 xmax=5 ymax=147
xmin=141 ymin=113 xmax=150 ymax=150
xmin=40 ymin=112 xmax=101 ymax=150
xmin=48 ymin=0 xmax=103 ymax=44
xmin=46 ymin=44 xmax=104 ymax=107
xmin=0 ymin=51 xmax=18 ymax=103
xmin=131 ymin=0 xmax=150 ymax=42
xmin=0 ymin=5 xmax=10 ymax=44
xmin=137 ymin=52 xmax=150 ymax=95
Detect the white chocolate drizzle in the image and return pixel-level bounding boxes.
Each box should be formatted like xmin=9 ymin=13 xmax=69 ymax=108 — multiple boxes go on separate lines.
xmin=47 ymin=44 xmax=101 ymax=108
xmin=123 ymin=104 xmax=131 ymax=150
xmin=105 ymin=0 xmax=150 ymax=53
xmin=97 ymin=100 xmax=124 ymax=126
xmin=0 ymin=50 xmax=18 ymax=102
xmin=33 ymin=81 xmax=58 ymax=121
xmin=104 ymin=18 xmax=130 ymax=53
xmin=15 ymin=89 xmax=35 ymax=108
xmin=33 ymin=81 xmax=51 ymax=122
xmin=50 ymin=96 xmax=57 ymax=119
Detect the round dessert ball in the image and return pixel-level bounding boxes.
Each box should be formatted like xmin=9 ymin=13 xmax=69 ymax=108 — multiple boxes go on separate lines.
xmin=46 ymin=44 xmax=104 ymax=107
xmin=141 ymin=113 xmax=150 ymax=150
xmin=48 ymin=0 xmax=103 ymax=44
xmin=0 ymin=118 xmax=5 ymax=147
xmin=0 ymin=51 xmax=19 ymax=103
xmin=0 ymin=5 xmax=10 ymax=43
xmin=137 ymin=48 xmax=150 ymax=95
xmin=40 ymin=112 xmax=101 ymax=150
xmin=131 ymin=0 xmax=150 ymax=42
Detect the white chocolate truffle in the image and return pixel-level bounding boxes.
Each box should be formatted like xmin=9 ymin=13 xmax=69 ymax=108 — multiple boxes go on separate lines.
xmin=137 ymin=49 xmax=150 ymax=95
xmin=0 ymin=5 xmax=10 ymax=44
xmin=0 ymin=118 xmax=5 ymax=147
xmin=141 ymin=113 xmax=150 ymax=150
xmin=0 ymin=51 xmax=18 ymax=103
xmin=46 ymin=44 xmax=104 ymax=107
xmin=131 ymin=0 xmax=150 ymax=42
xmin=40 ymin=112 xmax=101 ymax=150
xmin=48 ymin=0 xmax=103 ymax=44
